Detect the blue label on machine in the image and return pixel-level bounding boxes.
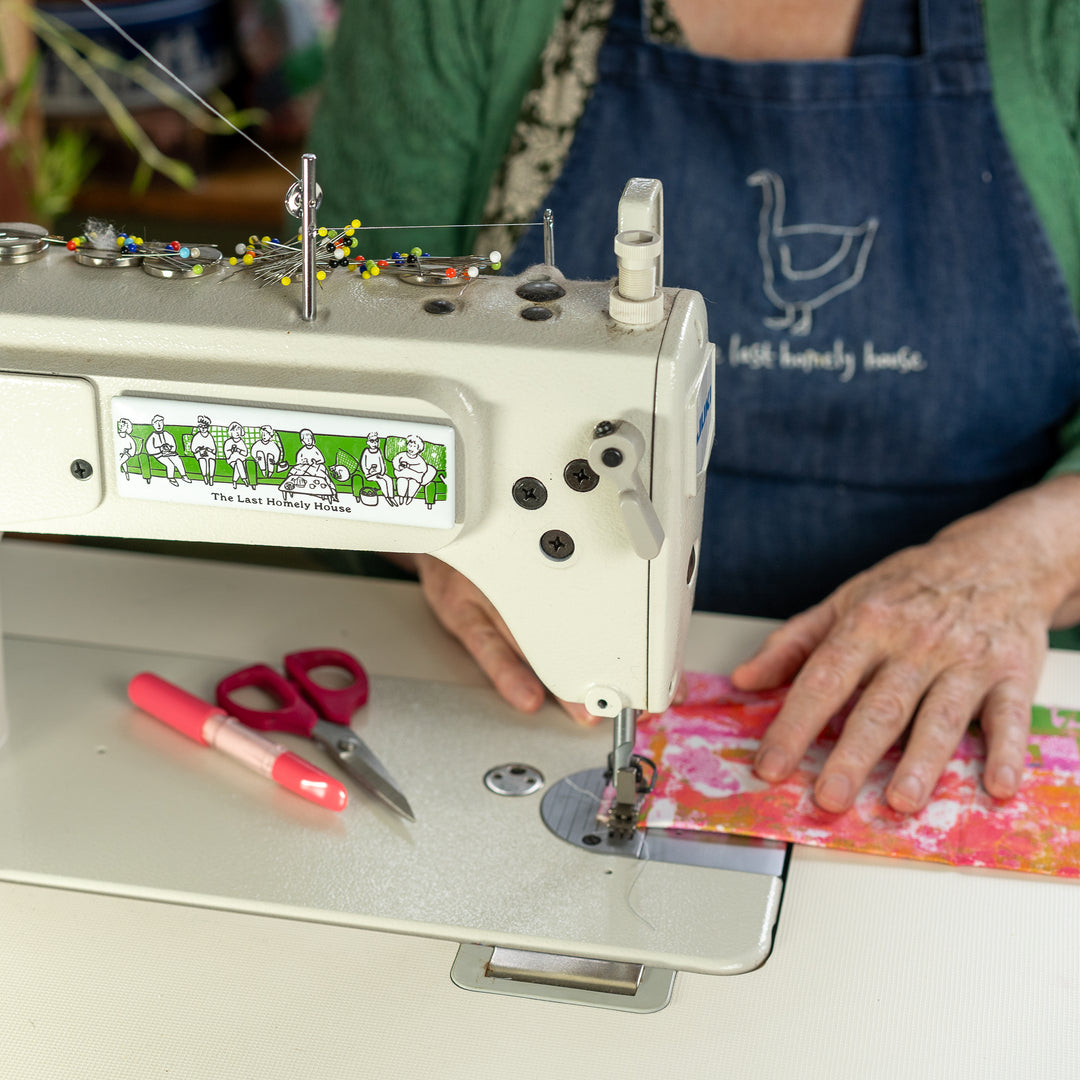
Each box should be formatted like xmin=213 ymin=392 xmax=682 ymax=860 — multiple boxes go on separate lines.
xmin=694 ymin=358 xmax=714 ymax=476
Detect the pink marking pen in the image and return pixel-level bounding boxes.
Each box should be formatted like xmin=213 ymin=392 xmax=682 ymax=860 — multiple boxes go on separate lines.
xmin=128 ymin=672 xmax=348 ymax=812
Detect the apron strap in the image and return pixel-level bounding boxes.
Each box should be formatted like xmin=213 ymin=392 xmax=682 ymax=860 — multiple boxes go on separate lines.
xmin=613 ymin=0 xmax=985 ymax=61
xmin=920 ymin=0 xmax=985 ymax=59
xmin=848 ymin=1 xmax=987 ymax=60
xmin=852 ymin=0 xmax=920 ymax=57
xmin=608 ymin=0 xmax=648 ymax=43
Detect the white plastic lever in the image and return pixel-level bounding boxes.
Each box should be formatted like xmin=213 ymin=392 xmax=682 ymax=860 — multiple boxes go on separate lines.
xmin=617 ymin=177 xmax=664 ymax=289
xmin=588 ymin=422 xmax=665 ymax=560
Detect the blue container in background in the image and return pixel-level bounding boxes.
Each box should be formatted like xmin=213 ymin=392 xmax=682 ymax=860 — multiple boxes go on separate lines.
xmin=39 ymin=0 xmax=233 ymax=117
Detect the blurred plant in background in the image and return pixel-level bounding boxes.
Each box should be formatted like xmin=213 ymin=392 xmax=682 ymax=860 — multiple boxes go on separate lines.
xmin=0 ymin=0 xmax=335 ymax=227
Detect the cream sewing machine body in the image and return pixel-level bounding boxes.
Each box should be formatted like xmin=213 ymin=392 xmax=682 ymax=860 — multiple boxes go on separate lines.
xmin=0 ymin=185 xmax=792 ymax=1004
xmin=0 ymin=184 xmax=712 ymax=730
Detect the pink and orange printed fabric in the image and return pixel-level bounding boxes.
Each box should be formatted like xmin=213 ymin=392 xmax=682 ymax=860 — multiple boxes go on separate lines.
xmin=625 ymin=673 xmax=1080 ymax=877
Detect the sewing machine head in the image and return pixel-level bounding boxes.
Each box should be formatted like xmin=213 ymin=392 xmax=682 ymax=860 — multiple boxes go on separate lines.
xmin=0 ymin=180 xmax=715 ymax=753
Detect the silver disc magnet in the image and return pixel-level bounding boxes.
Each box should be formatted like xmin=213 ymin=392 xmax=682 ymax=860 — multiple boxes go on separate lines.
xmin=483 ymin=763 xmax=545 ymax=797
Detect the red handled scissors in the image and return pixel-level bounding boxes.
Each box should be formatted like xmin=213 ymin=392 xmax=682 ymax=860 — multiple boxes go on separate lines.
xmin=216 ymin=648 xmax=414 ymax=821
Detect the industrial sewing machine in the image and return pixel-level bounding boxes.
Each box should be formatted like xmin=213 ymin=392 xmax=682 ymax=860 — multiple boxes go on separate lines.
xmin=0 ymin=175 xmax=786 ymax=1009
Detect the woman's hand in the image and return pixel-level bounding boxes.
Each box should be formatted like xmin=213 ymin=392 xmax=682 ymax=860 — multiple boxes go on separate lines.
xmin=733 ymin=476 xmax=1080 ymax=814
xmin=411 ymin=554 xmax=602 ymax=724
xmin=406 ymin=555 xmax=690 ymax=725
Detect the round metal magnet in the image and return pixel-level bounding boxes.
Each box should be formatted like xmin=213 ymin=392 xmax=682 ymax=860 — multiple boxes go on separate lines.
xmin=143 ymin=247 xmax=223 ymax=279
xmin=143 ymin=260 xmax=201 ymax=279
xmin=0 ymin=222 xmax=48 ymax=256
xmin=0 ymin=245 xmax=48 ymax=265
xmin=396 ymin=270 xmax=463 ymax=287
xmin=74 ymin=248 xmax=143 ymax=269
xmin=484 ymin=763 xmax=545 ymax=797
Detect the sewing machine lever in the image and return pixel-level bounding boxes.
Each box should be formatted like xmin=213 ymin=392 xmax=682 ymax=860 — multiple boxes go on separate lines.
xmin=588 ymin=421 xmax=665 ymax=560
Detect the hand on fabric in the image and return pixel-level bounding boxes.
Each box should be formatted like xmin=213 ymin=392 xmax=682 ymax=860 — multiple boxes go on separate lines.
xmin=733 ymin=476 xmax=1080 ymax=815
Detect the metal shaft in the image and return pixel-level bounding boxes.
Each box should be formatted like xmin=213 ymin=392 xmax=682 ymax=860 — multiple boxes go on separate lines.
xmin=612 ymin=706 xmax=638 ymax=774
xmin=301 ymin=153 xmax=317 ymax=322
xmin=543 ymin=208 xmax=555 ymax=267
xmin=609 ymin=706 xmax=642 ymax=841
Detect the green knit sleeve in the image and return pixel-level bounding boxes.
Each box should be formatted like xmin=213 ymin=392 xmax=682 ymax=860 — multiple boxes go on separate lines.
xmin=986 ymin=0 xmax=1080 ymax=316
xmin=1046 ymin=413 xmax=1080 ymax=478
xmin=308 ymin=0 xmax=561 ymax=257
xmin=985 ymin=0 xmax=1080 ymax=478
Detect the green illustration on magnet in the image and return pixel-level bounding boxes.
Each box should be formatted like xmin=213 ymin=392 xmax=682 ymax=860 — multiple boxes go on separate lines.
xmin=115 ymin=412 xmax=448 ymax=509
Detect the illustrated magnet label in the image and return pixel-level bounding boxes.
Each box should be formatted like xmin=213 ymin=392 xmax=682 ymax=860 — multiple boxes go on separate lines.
xmin=111 ymin=396 xmax=454 ymax=528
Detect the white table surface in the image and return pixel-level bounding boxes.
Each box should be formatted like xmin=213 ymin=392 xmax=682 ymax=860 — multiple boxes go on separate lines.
xmin=1 ymin=538 xmax=1078 ymax=1080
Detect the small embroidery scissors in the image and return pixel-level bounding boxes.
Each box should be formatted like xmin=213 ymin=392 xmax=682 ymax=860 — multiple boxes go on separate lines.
xmin=216 ymin=648 xmax=415 ymax=821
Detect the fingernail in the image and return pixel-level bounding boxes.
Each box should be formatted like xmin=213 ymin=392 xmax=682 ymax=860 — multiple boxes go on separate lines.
xmin=890 ymin=774 xmax=923 ymax=811
xmin=512 ymin=681 xmax=543 ymax=712
xmin=817 ymin=773 xmax=851 ymax=810
xmin=994 ymin=764 xmax=1017 ymax=793
xmin=756 ymin=746 xmax=788 ymax=780
xmin=731 ymin=663 xmax=754 ymax=687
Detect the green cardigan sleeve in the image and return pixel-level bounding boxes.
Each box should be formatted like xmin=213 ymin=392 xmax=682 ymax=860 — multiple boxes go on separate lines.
xmin=308 ymin=0 xmax=561 ymax=257
xmin=984 ymin=0 xmax=1080 ymax=476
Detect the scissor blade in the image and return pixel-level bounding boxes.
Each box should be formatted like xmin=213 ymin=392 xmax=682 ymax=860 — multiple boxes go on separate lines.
xmin=312 ymin=720 xmax=415 ymax=821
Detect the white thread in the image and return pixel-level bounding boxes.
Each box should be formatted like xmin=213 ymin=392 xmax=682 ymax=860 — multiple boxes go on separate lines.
xmin=79 ymin=0 xmax=559 ymax=236
xmin=559 ymin=776 xmax=655 ymax=930
xmin=78 ymin=0 xmax=298 ymax=181
xmin=352 ymin=221 xmax=543 ymax=231
xmin=560 ymin=776 xmax=603 ymax=805
xmin=625 ymin=836 xmax=656 ymax=931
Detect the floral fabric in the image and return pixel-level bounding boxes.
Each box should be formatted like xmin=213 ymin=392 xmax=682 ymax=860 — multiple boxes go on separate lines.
xmin=622 ymin=673 xmax=1080 ymax=877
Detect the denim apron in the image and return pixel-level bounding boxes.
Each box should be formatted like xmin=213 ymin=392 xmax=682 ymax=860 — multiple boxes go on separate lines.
xmin=506 ymin=0 xmax=1080 ymax=618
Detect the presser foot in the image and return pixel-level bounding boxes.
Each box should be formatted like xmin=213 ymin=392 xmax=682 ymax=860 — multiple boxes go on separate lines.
xmin=540 ymin=766 xmax=788 ymax=876
xmin=604 ymin=753 xmax=657 ymax=842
